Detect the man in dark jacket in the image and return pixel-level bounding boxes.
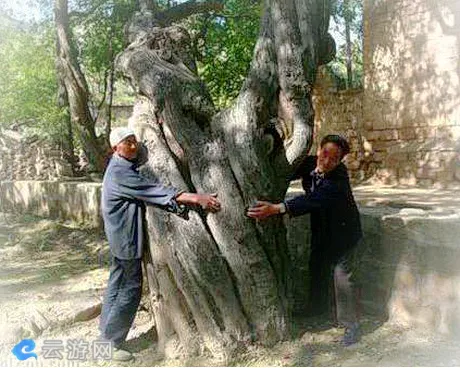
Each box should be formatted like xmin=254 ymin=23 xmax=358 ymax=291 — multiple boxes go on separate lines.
xmin=100 ymin=127 xmax=221 ymax=361
xmin=247 ymin=134 xmax=362 ymax=346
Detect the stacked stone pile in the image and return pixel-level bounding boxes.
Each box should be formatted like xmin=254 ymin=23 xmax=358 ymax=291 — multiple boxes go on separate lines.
xmin=0 ymin=128 xmax=73 ymax=181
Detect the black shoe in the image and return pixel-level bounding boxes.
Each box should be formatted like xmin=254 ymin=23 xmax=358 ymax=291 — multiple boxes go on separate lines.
xmin=342 ymin=322 xmax=360 ymax=346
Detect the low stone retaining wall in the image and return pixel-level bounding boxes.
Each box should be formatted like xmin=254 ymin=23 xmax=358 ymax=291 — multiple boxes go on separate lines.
xmin=0 ymin=181 xmax=102 ymax=228
xmin=1 ymin=181 xmax=459 ymax=338
xmin=358 ymin=205 xmax=460 ymax=337
xmin=287 ymin=185 xmax=460 ymax=338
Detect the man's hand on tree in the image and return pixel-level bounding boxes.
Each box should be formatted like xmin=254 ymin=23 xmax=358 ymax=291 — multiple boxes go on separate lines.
xmin=246 ymin=201 xmax=283 ymax=219
xmin=176 ymin=192 xmax=221 ymax=213
xmin=196 ymin=193 xmax=221 ymax=212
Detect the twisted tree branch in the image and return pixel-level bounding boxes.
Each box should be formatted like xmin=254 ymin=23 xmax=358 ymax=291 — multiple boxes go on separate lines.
xmin=155 ymin=0 xmax=225 ymax=25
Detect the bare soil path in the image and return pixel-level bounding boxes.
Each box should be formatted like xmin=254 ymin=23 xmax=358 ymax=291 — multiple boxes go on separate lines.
xmin=0 ymin=213 xmax=458 ymax=367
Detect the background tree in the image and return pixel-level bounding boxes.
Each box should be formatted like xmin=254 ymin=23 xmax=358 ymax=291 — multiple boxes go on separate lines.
xmin=0 ymin=0 xmax=133 ymax=171
xmin=0 ymin=21 xmax=67 ymax=142
xmin=117 ymin=0 xmax=335 ymax=359
xmin=328 ymin=0 xmax=363 ymax=89
xmin=54 ymin=0 xmax=110 ymax=172
xmin=72 ymin=0 xmax=136 ymax=140
xmin=55 ymin=0 xmax=136 ymax=170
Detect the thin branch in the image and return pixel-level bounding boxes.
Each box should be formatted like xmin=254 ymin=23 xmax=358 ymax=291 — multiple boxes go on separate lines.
xmin=155 ymin=0 xmax=224 ymax=25
xmin=69 ymin=0 xmax=108 ymax=22
xmin=139 ymin=0 xmax=157 ymax=13
xmin=209 ymin=12 xmax=257 ymax=20
xmin=94 ymin=68 xmax=109 ymax=122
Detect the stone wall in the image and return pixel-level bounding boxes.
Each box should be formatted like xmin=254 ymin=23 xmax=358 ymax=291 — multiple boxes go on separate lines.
xmin=0 ymin=181 xmax=102 ymax=228
xmin=358 ymin=205 xmax=460 ymax=336
xmin=363 ymin=0 xmax=460 ymax=187
xmin=311 ymin=68 xmax=369 ymax=182
xmin=0 ymin=129 xmax=74 ymax=181
xmin=286 ymin=185 xmax=460 ymax=338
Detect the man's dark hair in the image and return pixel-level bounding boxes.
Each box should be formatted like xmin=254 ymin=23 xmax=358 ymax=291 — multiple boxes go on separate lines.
xmin=320 ymin=134 xmax=350 ymax=159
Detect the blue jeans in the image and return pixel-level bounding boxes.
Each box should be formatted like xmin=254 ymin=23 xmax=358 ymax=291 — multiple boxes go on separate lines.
xmin=99 ymin=257 xmax=143 ymax=347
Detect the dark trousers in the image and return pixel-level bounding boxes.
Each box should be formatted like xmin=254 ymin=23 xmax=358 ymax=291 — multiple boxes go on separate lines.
xmin=99 ymin=257 xmax=143 ymax=347
xmin=308 ymin=249 xmax=331 ymax=316
xmin=308 ymin=247 xmax=359 ymax=326
xmin=333 ymin=255 xmax=359 ymax=326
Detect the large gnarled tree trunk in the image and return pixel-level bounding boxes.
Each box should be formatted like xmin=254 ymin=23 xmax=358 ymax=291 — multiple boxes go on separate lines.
xmin=117 ymin=0 xmax=334 ymax=359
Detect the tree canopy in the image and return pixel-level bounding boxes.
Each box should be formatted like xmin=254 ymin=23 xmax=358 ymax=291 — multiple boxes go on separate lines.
xmin=0 ymin=0 xmax=363 ymax=167
xmin=0 ymin=23 xmax=65 ymax=140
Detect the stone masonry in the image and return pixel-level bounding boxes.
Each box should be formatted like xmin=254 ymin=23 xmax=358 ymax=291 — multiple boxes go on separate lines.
xmin=0 ymin=128 xmax=74 ymax=181
xmin=311 ymin=67 xmax=370 ymax=183
xmin=363 ymin=0 xmax=460 ymax=187
xmin=287 ymin=184 xmax=460 ymax=338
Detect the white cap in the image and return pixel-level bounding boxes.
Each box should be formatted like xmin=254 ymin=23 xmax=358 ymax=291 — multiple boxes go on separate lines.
xmin=109 ymin=127 xmax=136 ymax=147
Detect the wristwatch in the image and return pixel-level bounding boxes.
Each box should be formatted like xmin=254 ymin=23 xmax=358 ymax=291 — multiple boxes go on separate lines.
xmin=279 ymin=202 xmax=287 ymax=214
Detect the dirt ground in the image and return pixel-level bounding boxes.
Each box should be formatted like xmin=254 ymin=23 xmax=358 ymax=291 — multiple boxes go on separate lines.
xmin=0 ymin=213 xmax=459 ymax=367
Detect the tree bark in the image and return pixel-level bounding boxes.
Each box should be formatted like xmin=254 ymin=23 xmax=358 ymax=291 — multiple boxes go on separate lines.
xmin=54 ymin=0 xmax=107 ymax=172
xmin=118 ymin=0 xmax=333 ymax=359
xmin=344 ymin=0 xmax=353 ymax=88
xmin=155 ymin=0 xmax=224 ymax=25
xmin=95 ymin=36 xmax=116 ymax=148
xmin=55 ymin=64 xmax=77 ymax=174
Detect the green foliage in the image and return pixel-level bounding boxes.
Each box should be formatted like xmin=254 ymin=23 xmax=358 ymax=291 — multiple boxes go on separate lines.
xmin=328 ymin=0 xmax=363 ymax=89
xmin=189 ymin=0 xmax=261 ymax=108
xmin=331 ymin=0 xmax=363 ymax=37
xmin=0 ymin=0 xmax=135 ymax=148
xmin=326 ymin=38 xmax=363 ymax=89
xmin=72 ymin=0 xmax=136 ymax=102
xmin=0 ymin=24 xmax=66 ymax=140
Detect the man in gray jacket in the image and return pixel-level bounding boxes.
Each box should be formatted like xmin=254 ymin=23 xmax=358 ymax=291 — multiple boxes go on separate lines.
xmin=99 ymin=127 xmax=221 ymax=361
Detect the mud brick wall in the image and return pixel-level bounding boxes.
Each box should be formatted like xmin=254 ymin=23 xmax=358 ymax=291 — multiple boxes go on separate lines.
xmin=363 ymin=0 xmax=460 ymax=187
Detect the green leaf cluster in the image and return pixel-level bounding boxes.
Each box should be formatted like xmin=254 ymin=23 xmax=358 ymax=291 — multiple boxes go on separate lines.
xmin=189 ymin=0 xmax=261 ymax=108
xmin=58 ymin=0 xmax=139 ymax=135
xmin=0 ymin=0 xmax=136 ymax=145
xmin=74 ymin=0 xmax=135 ymax=98
xmin=328 ymin=0 xmax=363 ymax=89
xmin=0 ymin=23 xmax=66 ymax=141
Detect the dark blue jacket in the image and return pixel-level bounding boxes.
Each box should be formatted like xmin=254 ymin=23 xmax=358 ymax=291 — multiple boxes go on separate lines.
xmin=285 ymin=156 xmax=362 ymax=261
xmin=102 ymin=154 xmax=183 ymax=260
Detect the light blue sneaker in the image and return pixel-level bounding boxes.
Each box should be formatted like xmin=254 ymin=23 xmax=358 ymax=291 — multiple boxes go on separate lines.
xmin=112 ymin=347 xmax=133 ymax=361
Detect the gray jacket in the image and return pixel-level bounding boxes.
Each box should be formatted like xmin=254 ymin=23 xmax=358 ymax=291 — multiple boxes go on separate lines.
xmin=102 ymin=154 xmax=182 ymax=259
